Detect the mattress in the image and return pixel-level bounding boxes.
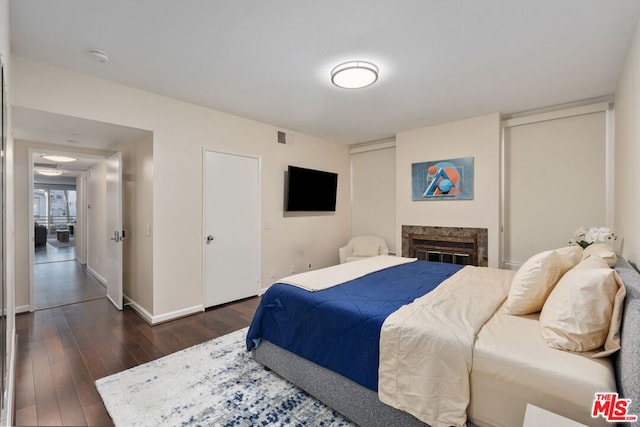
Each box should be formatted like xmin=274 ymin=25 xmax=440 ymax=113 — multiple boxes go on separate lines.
xmin=468 ymin=304 xmax=616 ymax=427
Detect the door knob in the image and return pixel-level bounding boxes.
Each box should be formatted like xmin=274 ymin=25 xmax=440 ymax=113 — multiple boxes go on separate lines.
xmin=206 ymin=235 xmax=215 ymax=244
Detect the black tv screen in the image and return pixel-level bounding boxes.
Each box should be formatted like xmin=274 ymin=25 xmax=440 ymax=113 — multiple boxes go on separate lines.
xmin=285 ymin=166 xmax=338 ymax=212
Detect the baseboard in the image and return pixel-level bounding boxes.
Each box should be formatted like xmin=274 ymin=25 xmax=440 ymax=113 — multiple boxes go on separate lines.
xmin=15 ymin=305 xmax=30 ymax=314
xmin=123 ymin=295 xmax=153 ymax=325
xmin=4 ymin=329 xmax=16 ymax=426
xmin=86 ymin=266 xmax=107 ymax=287
xmin=258 ymin=287 xmax=268 ymax=296
xmin=151 ymin=305 xmax=204 ymax=325
xmin=123 ymin=296 xmax=204 ymax=325
xmin=75 ymin=256 xmax=86 ymax=265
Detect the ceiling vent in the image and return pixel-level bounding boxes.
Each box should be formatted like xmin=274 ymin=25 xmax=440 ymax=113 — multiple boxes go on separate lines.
xmin=277 ymin=131 xmax=294 ymax=145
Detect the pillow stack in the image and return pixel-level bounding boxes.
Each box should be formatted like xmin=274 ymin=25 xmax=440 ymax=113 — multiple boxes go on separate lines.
xmin=505 ymin=245 xmax=625 ymax=357
xmin=503 ymin=246 xmax=583 ymax=315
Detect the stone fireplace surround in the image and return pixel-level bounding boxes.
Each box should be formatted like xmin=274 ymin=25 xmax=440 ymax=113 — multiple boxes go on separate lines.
xmin=402 ymin=225 xmax=488 ymax=267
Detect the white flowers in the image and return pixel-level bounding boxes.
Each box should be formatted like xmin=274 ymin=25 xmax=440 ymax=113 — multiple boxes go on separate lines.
xmin=571 ymin=226 xmax=617 ymax=249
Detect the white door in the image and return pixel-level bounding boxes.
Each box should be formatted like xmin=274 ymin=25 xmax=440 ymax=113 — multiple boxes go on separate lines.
xmin=105 ymin=152 xmax=123 ymax=310
xmin=204 ymin=150 xmax=260 ymax=307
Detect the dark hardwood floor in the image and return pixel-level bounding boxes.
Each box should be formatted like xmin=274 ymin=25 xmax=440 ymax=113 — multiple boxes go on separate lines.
xmin=34 ymin=262 xmax=107 ymax=310
xmin=15 ymin=296 xmax=261 ymax=426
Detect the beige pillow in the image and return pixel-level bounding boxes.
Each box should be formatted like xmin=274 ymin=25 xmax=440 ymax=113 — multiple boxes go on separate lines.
xmin=503 ymin=246 xmax=582 ymax=315
xmin=351 ymin=244 xmax=380 ymax=257
xmin=554 ymin=245 xmax=584 ymax=269
xmin=582 ymin=243 xmax=617 ymax=268
xmin=539 ymin=255 xmax=625 ymax=357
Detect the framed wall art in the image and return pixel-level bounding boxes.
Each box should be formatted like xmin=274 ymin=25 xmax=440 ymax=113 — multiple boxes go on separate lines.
xmin=411 ymin=156 xmax=474 ymax=201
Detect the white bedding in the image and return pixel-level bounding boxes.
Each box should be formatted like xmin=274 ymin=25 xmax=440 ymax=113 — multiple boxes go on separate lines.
xmin=278 ymin=255 xmax=415 ymax=291
xmin=468 ymin=305 xmax=616 ymax=427
xmin=378 ymin=266 xmax=515 ymax=427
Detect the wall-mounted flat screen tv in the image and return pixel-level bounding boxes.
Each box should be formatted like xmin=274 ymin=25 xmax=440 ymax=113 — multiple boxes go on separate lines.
xmin=285 ymin=165 xmax=338 ymax=212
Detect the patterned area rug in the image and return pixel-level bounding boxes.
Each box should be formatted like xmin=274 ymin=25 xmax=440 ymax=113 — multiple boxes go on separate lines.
xmin=96 ymin=327 xmax=355 ymax=426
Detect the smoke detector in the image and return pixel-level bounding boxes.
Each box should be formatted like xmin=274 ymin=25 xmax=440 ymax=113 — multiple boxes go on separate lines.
xmin=89 ymin=49 xmax=109 ymax=64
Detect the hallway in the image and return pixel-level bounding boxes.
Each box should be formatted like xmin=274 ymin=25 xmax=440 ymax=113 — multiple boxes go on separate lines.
xmin=34 ymin=239 xmax=106 ymax=310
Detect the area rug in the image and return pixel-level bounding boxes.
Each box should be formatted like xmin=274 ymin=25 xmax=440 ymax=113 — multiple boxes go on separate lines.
xmin=95 ymin=327 xmax=355 ymax=426
xmin=47 ymin=237 xmax=75 ymax=248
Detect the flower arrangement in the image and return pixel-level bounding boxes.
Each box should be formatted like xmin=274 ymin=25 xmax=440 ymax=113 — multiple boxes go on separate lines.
xmin=570 ymin=226 xmax=617 ymax=249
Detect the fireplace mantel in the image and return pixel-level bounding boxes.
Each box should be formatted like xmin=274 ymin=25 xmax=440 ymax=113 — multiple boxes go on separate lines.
xmin=401 ymin=225 xmax=488 ymax=267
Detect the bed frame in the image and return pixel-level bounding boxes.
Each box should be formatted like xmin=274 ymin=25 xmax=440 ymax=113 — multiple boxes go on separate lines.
xmin=253 ymin=257 xmax=640 ymax=426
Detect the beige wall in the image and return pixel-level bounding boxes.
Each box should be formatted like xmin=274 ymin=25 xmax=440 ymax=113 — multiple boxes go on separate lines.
xmin=396 ymin=114 xmax=501 ymax=267
xmin=118 ymin=135 xmax=154 ymax=313
xmin=351 ymin=146 xmax=396 ymax=253
xmin=13 ymin=140 xmax=111 ymax=310
xmin=86 ymin=161 xmax=107 ymax=283
xmin=614 ymin=19 xmax=640 ymax=266
xmin=11 ymin=56 xmax=351 ymax=319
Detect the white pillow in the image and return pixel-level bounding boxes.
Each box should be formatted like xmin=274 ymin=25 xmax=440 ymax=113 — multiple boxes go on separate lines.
xmin=503 ymin=246 xmax=582 ymax=315
xmin=351 ymin=244 xmax=380 ymax=257
xmin=582 ymin=243 xmax=617 ymax=268
xmin=539 ymin=255 xmax=625 ymax=357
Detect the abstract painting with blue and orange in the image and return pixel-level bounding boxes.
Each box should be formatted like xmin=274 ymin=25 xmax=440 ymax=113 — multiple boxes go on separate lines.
xmin=411 ymin=157 xmax=474 ymax=200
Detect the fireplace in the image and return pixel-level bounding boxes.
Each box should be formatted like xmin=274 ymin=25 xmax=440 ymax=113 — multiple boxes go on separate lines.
xmin=402 ymin=225 xmax=488 ymax=267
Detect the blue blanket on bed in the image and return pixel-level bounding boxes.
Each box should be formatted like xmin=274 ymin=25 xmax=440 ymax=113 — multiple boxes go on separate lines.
xmin=246 ymin=260 xmax=463 ymax=391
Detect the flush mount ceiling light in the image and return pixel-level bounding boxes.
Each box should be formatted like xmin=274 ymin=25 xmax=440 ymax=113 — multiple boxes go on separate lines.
xmin=36 ymin=168 xmax=63 ymax=177
xmin=331 ymin=60 xmax=379 ymax=89
xmin=41 ymin=154 xmax=77 ymax=163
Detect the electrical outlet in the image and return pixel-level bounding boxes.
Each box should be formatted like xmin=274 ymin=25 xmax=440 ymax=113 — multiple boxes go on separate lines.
xmin=290 ymin=264 xmax=296 ymax=273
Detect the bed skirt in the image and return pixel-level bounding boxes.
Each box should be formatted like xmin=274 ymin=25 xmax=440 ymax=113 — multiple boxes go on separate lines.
xmin=252 ymin=340 xmax=428 ymax=427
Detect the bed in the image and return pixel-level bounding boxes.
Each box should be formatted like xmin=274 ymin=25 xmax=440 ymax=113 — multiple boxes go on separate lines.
xmin=247 ymin=253 xmax=640 ymax=427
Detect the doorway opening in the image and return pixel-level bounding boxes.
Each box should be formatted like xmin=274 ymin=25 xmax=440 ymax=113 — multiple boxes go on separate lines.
xmin=31 ymin=150 xmax=107 ymax=310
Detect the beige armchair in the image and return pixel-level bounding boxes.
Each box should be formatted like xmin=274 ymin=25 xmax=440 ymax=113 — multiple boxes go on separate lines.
xmin=339 ymin=235 xmax=390 ymax=263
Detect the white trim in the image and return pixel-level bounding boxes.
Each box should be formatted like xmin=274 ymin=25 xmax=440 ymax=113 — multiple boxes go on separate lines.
xmin=605 ymin=104 xmax=615 ymax=228
xmin=151 ymin=304 xmax=204 ymax=325
xmin=15 ymin=305 xmax=30 ymax=314
xmin=86 ymin=266 xmax=107 ymax=287
xmin=5 ymin=332 xmax=16 ymax=427
xmin=123 ymin=295 xmax=153 ymax=324
xmin=27 ymin=149 xmax=35 ymax=311
xmin=499 ymin=125 xmax=506 ymax=269
xmin=501 ymin=102 xmax=610 ymax=128
xmin=349 ymin=139 xmax=396 ymax=154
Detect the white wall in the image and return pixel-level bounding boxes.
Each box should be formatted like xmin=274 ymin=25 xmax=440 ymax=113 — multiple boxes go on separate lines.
xmin=11 ymin=56 xmax=351 ymax=319
xmin=614 ymin=18 xmax=640 ymax=266
xmin=396 ymin=114 xmax=501 ymax=267
xmin=118 ymin=135 xmax=154 ymax=314
xmin=86 ymin=161 xmax=108 ymax=284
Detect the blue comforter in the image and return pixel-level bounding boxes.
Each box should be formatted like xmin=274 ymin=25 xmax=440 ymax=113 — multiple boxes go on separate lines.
xmin=246 ymin=260 xmax=463 ymax=391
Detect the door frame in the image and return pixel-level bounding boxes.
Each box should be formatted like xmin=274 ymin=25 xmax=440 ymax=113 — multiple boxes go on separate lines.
xmin=27 ymin=148 xmax=103 ymax=311
xmin=201 ymin=147 xmax=262 ymax=308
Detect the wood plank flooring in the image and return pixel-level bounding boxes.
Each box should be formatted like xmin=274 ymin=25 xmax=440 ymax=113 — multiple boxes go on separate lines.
xmin=15 ymin=296 xmax=261 ymax=426
xmin=34 ymin=261 xmax=107 ymax=310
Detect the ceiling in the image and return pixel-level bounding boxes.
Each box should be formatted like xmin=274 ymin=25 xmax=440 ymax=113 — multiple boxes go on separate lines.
xmin=14 ymin=107 xmax=151 ymax=181
xmin=9 ymin=0 xmax=640 ymax=144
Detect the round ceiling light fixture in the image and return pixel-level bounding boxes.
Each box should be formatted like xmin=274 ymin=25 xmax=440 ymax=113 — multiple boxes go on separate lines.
xmin=331 ymin=60 xmax=379 ymax=89
xmin=41 ymin=154 xmax=77 ymax=163
xmin=36 ymin=168 xmax=64 ymax=177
